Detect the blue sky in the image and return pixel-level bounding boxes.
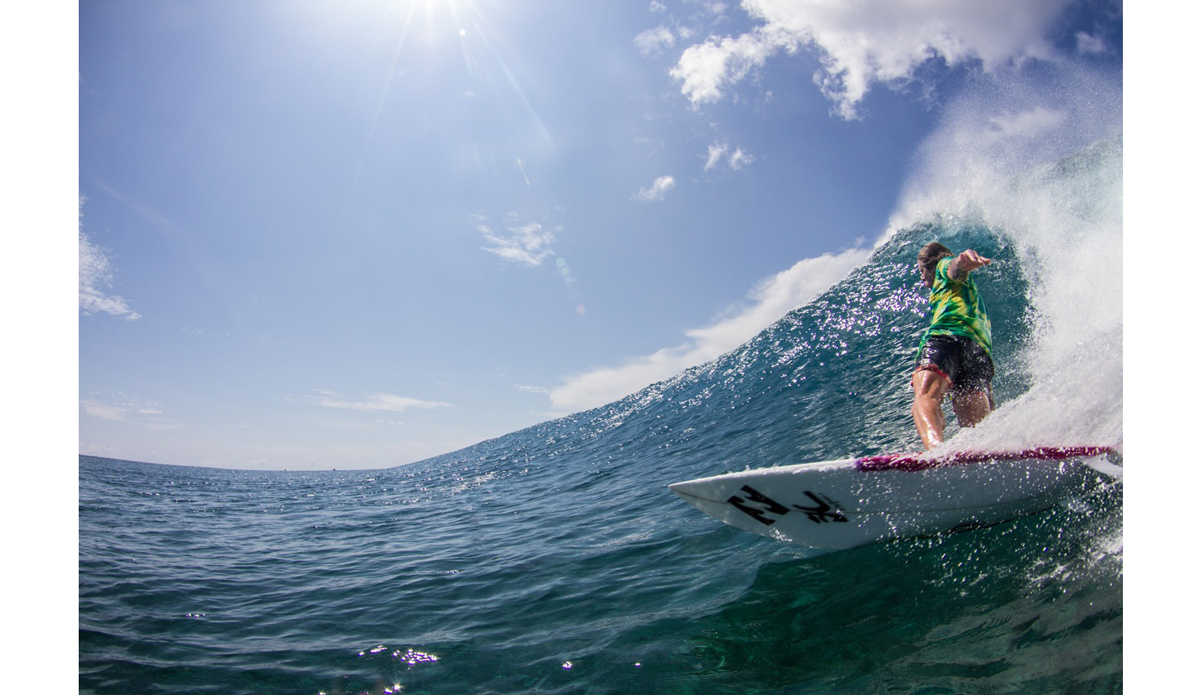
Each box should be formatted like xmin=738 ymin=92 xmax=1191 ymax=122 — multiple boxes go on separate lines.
xmin=70 ymin=0 xmax=1125 ymax=470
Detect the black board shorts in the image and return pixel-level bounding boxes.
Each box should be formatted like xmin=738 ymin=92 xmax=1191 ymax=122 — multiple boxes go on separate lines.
xmin=915 ymin=335 xmax=994 ymax=397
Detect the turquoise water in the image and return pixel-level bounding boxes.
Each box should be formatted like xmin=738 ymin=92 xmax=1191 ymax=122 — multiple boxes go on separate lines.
xmin=80 ymin=135 xmax=1124 ymax=692
xmin=79 ymin=446 xmax=1121 ymax=694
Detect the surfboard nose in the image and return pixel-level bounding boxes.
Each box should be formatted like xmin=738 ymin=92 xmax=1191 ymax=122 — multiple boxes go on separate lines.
xmin=668 ymin=477 xmax=726 ymax=504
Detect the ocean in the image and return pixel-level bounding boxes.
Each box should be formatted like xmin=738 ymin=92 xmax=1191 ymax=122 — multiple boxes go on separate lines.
xmin=80 ymin=87 xmax=1123 ymax=692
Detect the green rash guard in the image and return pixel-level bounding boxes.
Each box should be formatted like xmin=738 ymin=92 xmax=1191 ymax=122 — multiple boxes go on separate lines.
xmin=918 ymin=256 xmax=992 ymax=355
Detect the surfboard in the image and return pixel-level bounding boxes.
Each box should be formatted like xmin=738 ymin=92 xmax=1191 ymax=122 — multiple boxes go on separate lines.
xmin=669 ymin=446 xmax=1119 ymax=550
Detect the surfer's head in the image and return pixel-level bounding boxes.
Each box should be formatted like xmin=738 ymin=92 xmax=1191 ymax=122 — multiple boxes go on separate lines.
xmin=917 ymin=242 xmax=953 ymax=287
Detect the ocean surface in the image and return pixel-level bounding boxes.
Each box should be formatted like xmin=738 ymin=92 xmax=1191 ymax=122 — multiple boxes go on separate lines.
xmin=80 ymin=113 xmax=1123 ymax=691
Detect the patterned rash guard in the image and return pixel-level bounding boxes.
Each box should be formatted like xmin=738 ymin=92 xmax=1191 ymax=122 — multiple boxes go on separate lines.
xmin=918 ymin=257 xmax=992 ymax=355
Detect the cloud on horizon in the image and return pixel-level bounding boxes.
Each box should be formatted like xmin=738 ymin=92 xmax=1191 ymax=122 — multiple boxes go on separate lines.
xmin=548 ymin=246 xmax=871 ymax=413
xmin=81 ymin=396 xmax=178 ymax=430
xmin=305 ymin=390 xmax=453 ymax=413
xmin=671 ymin=0 xmax=1077 ymax=118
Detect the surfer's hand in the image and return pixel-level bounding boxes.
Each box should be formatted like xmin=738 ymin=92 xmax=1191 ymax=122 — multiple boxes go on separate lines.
xmin=951 ymin=250 xmax=991 ymax=278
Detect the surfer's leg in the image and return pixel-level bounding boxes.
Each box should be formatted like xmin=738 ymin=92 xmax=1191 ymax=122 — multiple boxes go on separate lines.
xmin=951 ymin=343 xmax=993 ymax=428
xmin=951 ymin=389 xmax=991 ymax=428
xmin=912 ymin=368 xmax=950 ymax=450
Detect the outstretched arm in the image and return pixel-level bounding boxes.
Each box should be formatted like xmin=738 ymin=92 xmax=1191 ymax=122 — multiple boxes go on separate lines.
xmin=948 ymin=249 xmax=991 ymax=280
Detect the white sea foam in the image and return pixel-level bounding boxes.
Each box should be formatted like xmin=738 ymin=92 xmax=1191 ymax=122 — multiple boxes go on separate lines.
xmin=883 ymin=62 xmax=1123 ymax=451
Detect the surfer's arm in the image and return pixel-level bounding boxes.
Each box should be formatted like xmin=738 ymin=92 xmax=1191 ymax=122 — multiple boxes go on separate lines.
xmin=948 ymin=249 xmax=991 ymax=280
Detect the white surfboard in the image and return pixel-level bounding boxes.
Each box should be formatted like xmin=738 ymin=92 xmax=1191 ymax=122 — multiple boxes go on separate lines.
xmin=669 ymin=446 xmax=1119 ymax=550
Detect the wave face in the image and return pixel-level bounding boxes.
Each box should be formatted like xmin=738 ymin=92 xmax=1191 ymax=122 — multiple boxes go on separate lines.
xmin=79 ymin=130 xmax=1122 ymax=693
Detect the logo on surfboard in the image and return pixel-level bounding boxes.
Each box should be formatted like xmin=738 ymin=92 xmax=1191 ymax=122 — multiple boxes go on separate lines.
xmin=793 ymin=491 xmax=850 ymax=524
xmin=727 ymin=485 xmax=848 ymax=526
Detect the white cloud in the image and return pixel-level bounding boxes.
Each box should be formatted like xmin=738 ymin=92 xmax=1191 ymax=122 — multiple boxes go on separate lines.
xmin=705 ymin=142 xmax=755 ymax=170
xmin=476 ymin=215 xmax=558 ymax=267
xmin=81 ymin=399 xmax=130 ymax=422
xmin=670 ymin=30 xmax=778 ymax=107
xmin=704 ymin=143 xmax=728 ymax=170
xmin=635 ymin=26 xmax=675 ymax=57
xmin=728 ymin=148 xmax=754 ymax=169
xmin=633 ymin=175 xmax=676 ymax=202
xmin=305 ymin=391 xmax=453 ymax=413
xmin=549 ymin=246 xmax=870 ymax=413
xmin=79 ymin=223 xmax=140 ymax=320
xmin=671 ymin=0 xmax=1074 ymax=118
xmin=81 ymin=396 xmax=178 ymax=429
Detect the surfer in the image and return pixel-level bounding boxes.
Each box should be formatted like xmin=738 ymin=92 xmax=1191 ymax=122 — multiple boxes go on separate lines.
xmin=911 ymin=242 xmax=994 ymax=450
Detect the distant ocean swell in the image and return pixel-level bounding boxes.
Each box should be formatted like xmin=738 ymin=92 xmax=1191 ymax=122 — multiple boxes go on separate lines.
xmin=80 ymin=132 xmax=1121 ymax=692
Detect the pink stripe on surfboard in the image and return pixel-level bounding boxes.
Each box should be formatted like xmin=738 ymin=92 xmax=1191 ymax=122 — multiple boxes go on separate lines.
xmin=854 ymin=446 xmax=1117 ymax=472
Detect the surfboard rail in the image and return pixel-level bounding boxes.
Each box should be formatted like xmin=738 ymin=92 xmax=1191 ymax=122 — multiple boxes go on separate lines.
xmin=854 ymin=445 xmax=1119 ymax=472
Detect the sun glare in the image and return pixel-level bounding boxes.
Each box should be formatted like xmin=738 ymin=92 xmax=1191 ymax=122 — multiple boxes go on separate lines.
xmin=300 ymin=0 xmax=474 ymax=43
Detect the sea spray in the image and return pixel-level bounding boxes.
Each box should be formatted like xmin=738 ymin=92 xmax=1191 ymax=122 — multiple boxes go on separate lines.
xmin=883 ymin=62 xmax=1122 ymax=452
